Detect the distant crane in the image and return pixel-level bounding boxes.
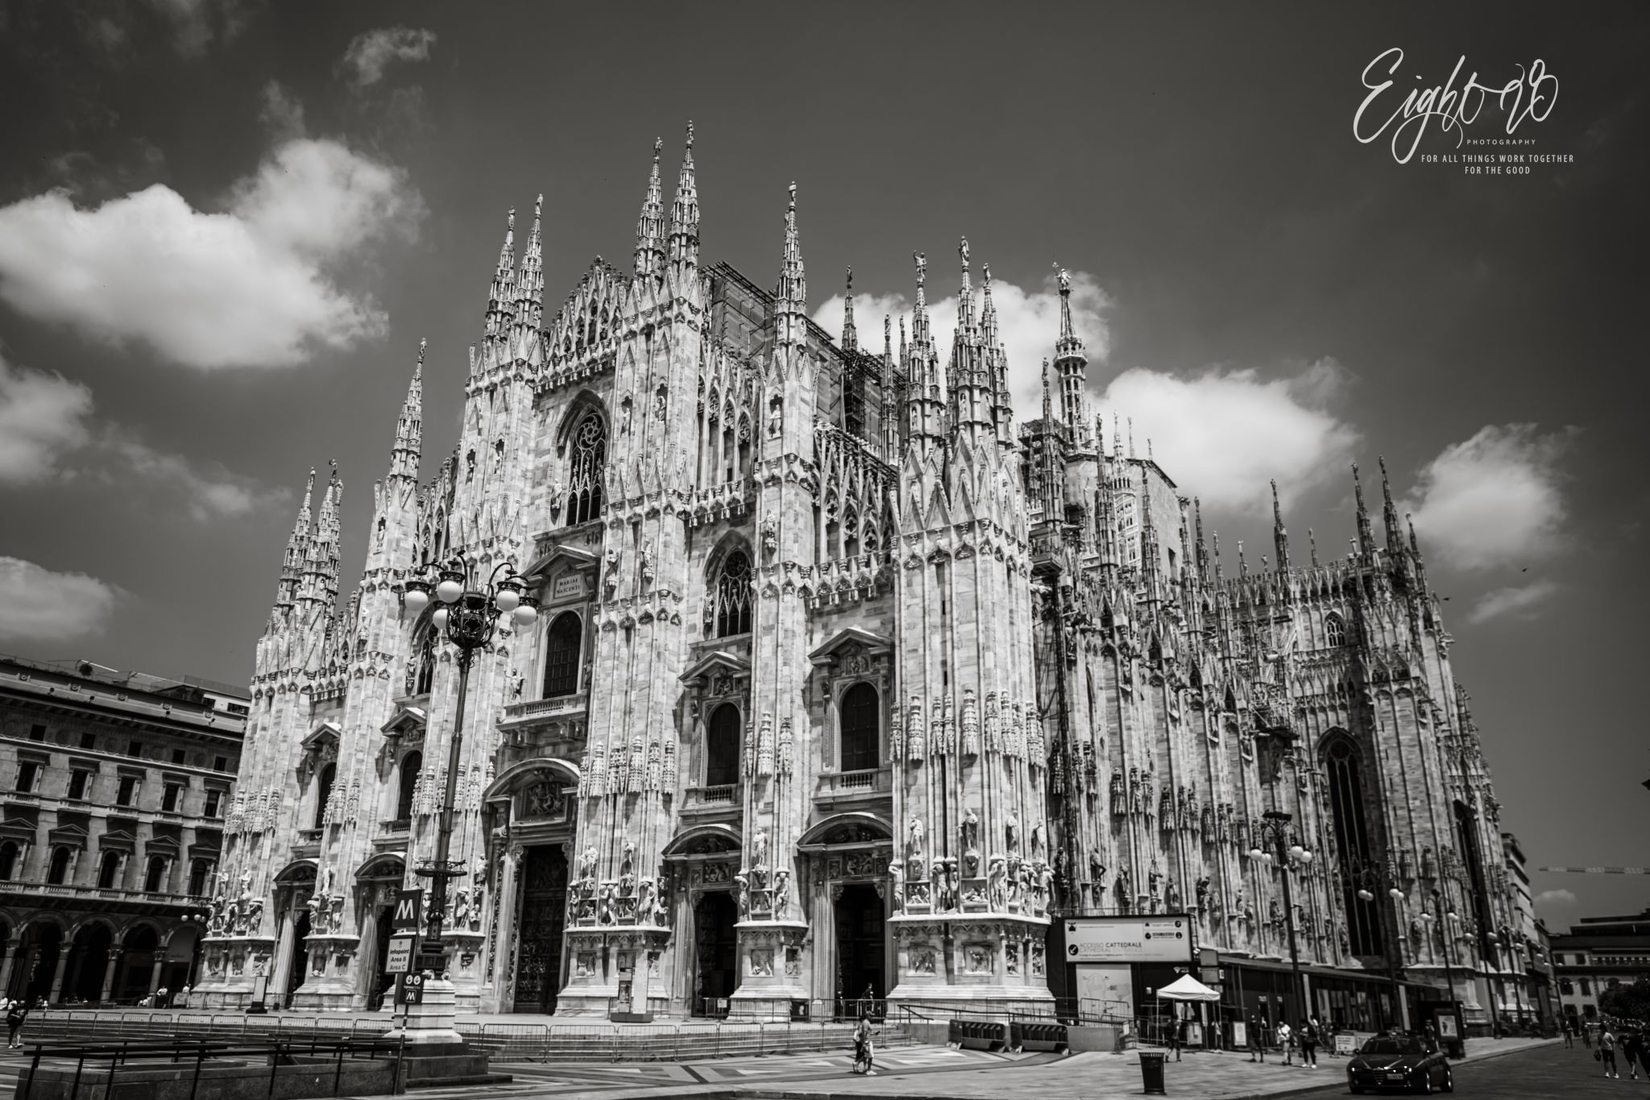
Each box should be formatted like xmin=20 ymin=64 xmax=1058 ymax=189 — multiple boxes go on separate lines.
xmin=1538 ymin=866 xmax=1650 ymax=875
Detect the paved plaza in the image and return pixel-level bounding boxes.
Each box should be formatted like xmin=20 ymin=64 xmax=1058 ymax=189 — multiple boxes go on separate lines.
xmin=413 ymin=1035 xmax=1558 ymax=1100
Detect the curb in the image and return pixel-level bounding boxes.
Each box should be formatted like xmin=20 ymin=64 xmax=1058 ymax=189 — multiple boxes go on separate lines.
xmin=1217 ymin=1038 xmax=1562 ymax=1100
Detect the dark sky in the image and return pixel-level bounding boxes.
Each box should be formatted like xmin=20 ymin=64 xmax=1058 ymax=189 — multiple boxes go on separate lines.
xmin=0 ymin=0 xmax=1645 ymax=929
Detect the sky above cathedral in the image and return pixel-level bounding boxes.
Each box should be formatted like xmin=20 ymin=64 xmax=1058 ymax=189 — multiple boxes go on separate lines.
xmin=0 ymin=2 xmax=1645 ymax=927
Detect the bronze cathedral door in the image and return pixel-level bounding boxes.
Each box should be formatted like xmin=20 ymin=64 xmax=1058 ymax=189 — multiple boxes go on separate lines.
xmin=512 ymin=846 xmax=569 ymax=1013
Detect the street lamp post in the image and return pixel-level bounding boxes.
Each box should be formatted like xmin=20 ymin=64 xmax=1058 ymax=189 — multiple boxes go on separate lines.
xmin=1250 ymin=810 xmax=1312 ymax=1030
xmin=400 ymin=554 xmax=538 ymax=977
xmin=1353 ymin=861 xmax=1410 ymax=1031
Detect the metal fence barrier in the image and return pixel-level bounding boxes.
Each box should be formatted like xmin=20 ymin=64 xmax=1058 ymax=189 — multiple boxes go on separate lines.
xmin=16 ymin=1038 xmax=406 ymax=1100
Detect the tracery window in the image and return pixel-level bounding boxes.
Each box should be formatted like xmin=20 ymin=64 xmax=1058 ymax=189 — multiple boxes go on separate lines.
xmin=566 ymin=412 xmax=607 ymax=525
xmin=395 ymin=750 xmax=422 ymax=821
xmin=1324 ymin=732 xmax=1382 ymax=955
xmin=706 ymin=703 xmax=741 ymax=787
xmin=1325 ymin=612 xmax=1347 ymax=647
xmin=839 ymin=682 xmax=880 ymax=771
xmin=542 ymin=611 xmax=582 ymax=698
xmin=712 ymin=551 xmax=753 ymax=637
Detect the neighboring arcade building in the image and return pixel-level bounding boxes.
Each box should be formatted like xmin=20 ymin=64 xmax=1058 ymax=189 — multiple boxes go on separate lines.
xmin=195 ymin=129 xmax=1520 ymax=1025
xmin=0 ymin=654 xmax=245 ymax=1004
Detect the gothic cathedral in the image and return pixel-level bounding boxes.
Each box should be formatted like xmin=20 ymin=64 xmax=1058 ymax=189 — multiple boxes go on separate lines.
xmin=196 ymin=128 xmax=1516 ymax=1020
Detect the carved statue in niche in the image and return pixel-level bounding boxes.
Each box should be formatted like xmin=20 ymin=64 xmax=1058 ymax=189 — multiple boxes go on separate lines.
xmin=1165 ymin=877 xmax=1182 ymax=912
xmin=639 ymin=547 xmax=654 ymax=586
xmin=1195 ymin=876 xmax=1211 ymax=913
xmin=636 ymin=877 xmax=654 ymax=924
xmin=1005 ymin=812 xmax=1020 ymax=855
xmin=961 ymin=808 xmax=979 ymax=856
xmin=1090 ymin=852 xmax=1106 ymax=888
xmin=734 ymin=873 xmax=750 ymax=919
xmin=936 ymin=859 xmax=958 ymax=912
xmin=579 ymin=845 xmax=598 ymax=884
xmin=760 ymin=517 xmax=777 ymax=557
xmin=1110 ymin=772 xmax=1124 ymax=812
xmin=987 ymin=857 xmax=1007 ymax=910
xmin=907 ymin=816 xmax=925 ymax=865
xmin=604 ymin=547 xmax=621 ymax=597
xmin=1148 ymin=861 xmax=1163 ymax=906
xmin=1035 ymin=862 xmax=1054 ymax=910
xmin=1030 ymin=824 xmax=1045 ymax=861
xmin=597 ymin=882 xmax=615 ymax=924
xmin=888 ymin=860 xmax=904 ymax=912
xmin=773 ymin=868 xmax=790 ymax=916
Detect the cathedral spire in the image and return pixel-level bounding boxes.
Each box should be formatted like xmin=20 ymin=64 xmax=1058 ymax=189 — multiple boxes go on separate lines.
xmin=390 ymin=340 xmax=424 ymax=483
xmin=1041 ymin=358 xmax=1053 ymax=424
xmin=1379 ymin=455 xmax=1405 ymax=554
xmin=1271 ymin=479 xmax=1291 ymax=571
xmin=488 ymin=208 xmax=516 ymax=321
xmin=908 ymin=252 xmax=945 ymax=448
xmin=1194 ymin=497 xmax=1209 ymax=582
xmin=841 ymin=266 xmax=858 ymax=352
xmin=516 ymin=195 xmax=544 ymax=329
xmin=1053 ymin=263 xmax=1088 ymax=443
xmin=775 ymin=182 xmax=807 ymax=351
xmin=668 ymin=121 xmax=699 ymax=272
xmin=272 ymin=467 xmax=316 ymax=623
xmin=881 ymin=314 xmax=900 ymax=463
xmin=1352 ymin=463 xmax=1376 ymax=557
xmin=1309 ymin=527 xmax=1321 ymax=568
xmin=635 ymin=137 xmax=666 ymax=278
xmin=300 ymin=462 xmax=342 ymax=614
xmin=1407 ymin=512 xmax=1430 ymax=590
xmin=1212 ymin=530 xmax=1225 ymax=585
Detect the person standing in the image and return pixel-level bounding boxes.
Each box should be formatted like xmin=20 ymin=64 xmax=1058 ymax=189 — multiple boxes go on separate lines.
xmin=852 ymin=1012 xmax=875 ymax=1075
xmin=6 ymin=1000 xmax=29 ymax=1050
xmin=1581 ymin=1019 xmax=1592 ymax=1048
xmin=1247 ymin=1013 xmax=1265 ymax=1063
xmin=1167 ymin=1012 xmax=1182 ymax=1062
xmin=1561 ymin=1017 xmax=1573 ymax=1048
xmin=1599 ymin=1025 xmax=1618 ymax=1079
xmin=1299 ymin=1016 xmax=1320 ymax=1068
xmin=1276 ymin=1020 xmax=1294 ymax=1066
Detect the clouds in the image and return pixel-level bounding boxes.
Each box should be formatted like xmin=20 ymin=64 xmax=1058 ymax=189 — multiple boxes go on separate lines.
xmin=141 ymin=0 xmax=261 ymax=56
xmin=1405 ymin=424 xmax=1577 ymax=572
xmin=813 ymin=268 xmax=1111 ymax=415
xmin=0 ymin=137 xmax=424 ymax=369
xmin=0 ymin=354 xmax=93 ymax=484
xmin=0 ymin=557 xmax=119 ymax=644
xmin=342 ymin=27 xmax=437 ymax=88
xmin=1535 ymin=888 xmax=1577 ymax=910
xmin=1469 ymin=579 xmax=1560 ymax=625
xmin=99 ymin=431 xmax=292 ymax=521
xmin=1102 ymin=359 xmax=1361 ymax=512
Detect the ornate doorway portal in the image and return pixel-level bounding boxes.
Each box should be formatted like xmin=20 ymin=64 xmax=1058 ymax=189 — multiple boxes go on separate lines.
xmin=834 ymin=883 xmax=886 ymax=1013
xmin=693 ymin=892 xmax=738 ymax=1017
xmin=512 ymin=845 xmax=569 ymax=1014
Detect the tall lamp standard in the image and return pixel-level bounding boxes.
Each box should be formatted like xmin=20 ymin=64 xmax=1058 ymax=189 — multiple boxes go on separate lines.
xmin=1352 ymin=861 xmax=1410 ymax=1030
xmin=1249 ymin=810 xmax=1313 ymax=1029
xmin=399 ymin=554 xmax=538 ymax=976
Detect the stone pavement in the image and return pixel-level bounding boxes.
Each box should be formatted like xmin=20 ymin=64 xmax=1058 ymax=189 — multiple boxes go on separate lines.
xmin=406 ymin=1035 xmax=1558 ymax=1100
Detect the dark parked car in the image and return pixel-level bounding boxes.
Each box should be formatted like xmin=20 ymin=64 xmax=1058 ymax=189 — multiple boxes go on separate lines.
xmin=1346 ymin=1033 xmax=1453 ymax=1094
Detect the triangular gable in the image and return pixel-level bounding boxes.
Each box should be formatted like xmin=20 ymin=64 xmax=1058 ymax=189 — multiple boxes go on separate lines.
xmin=301 ymin=721 xmax=342 ymax=751
xmin=48 ymin=822 xmax=90 ymax=849
xmin=379 ymin=706 xmax=427 ymax=736
xmin=521 ymin=543 xmax=600 ymax=581
xmin=679 ymin=649 xmax=751 ymax=684
xmin=808 ymin=627 xmax=893 ymax=666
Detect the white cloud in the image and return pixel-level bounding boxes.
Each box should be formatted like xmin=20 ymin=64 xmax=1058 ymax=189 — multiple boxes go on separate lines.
xmin=1405 ymin=423 xmax=1576 ymax=571
xmin=141 ymin=0 xmax=259 ymax=56
xmin=813 ymin=267 xmax=1111 ymax=416
xmin=97 ymin=431 xmax=292 ymax=521
xmin=1535 ymin=888 xmax=1577 ymax=910
xmin=0 ymin=353 xmax=93 ymax=484
xmin=1468 ymin=579 xmax=1559 ymax=625
xmin=0 ymin=557 xmax=119 ymax=643
xmin=259 ymin=80 xmax=306 ymax=139
xmin=1100 ymin=359 xmax=1361 ymax=512
xmin=0 ymin=137 xmax=424 ymax=369
xmin=342 ymin=27 xmax=437 ymax=88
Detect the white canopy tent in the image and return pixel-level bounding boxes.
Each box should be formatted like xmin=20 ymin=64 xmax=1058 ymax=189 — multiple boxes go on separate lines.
xmin=1157 ymin=973 xmax=1221 ymax=1002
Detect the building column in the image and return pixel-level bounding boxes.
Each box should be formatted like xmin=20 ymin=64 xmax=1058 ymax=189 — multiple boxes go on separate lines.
xmin=100 ymin=949 xmax=122 ymax=1003
xmin=48 ymin=950 xmax=72 ymax=1002
xmin=270 ymin=911 xmax=297 ymax=1004
xmin=482 ymin=846 xmax=523 ymax=1013
xmin=0 ymin=936 xmax=22 ymax=998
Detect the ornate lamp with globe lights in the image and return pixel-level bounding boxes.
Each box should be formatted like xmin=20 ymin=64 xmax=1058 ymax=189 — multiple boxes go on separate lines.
xmin=1353 ymin=861 xmax=1411 ymax=1030
xmin=1249 ymin=810 xmax=1313 ymax=1030
xmin=399 ymin=554 xmax=538 ymax=976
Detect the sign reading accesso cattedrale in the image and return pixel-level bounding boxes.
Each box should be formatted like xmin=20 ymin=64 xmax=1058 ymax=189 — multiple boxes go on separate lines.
xmin=1064 ymin=916 xmax=1195 ymax=963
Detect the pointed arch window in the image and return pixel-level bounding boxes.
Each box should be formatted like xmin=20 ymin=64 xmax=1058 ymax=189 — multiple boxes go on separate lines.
xmin=706 ymin=703 xmax=741 ymax=787
xmin=1325 ymin=612 xmax=1347 ymax=647
xmin=839 ymin=682 xmax=881 ymax=772
xmin=567 ymin=412 xmax=607 ymax=525
xmin=542 ymin=611 xmax=583 ymax=698
xmin=395 ymin=750 xmax=422 ymax=822
xmin=712 ymin=551 xmax=753 ymax=638
xmin=1324 ymin=732 xmax=1382 ymax=955
xmin=414 ymin=636 xmax=435 ymax=696
xmin=314 ymin=762 xmax=336 ymax=830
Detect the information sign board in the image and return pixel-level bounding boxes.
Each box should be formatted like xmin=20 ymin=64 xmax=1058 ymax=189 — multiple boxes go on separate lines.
xmin=385 ymin=934 xmax=416 ymax=975
xmin=1063 ymin=915 xmax=1195 ymax=963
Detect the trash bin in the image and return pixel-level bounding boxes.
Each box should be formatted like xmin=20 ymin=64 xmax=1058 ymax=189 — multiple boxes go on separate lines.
xmin=1139 ymin=1050 xmax=1168 ymax=1095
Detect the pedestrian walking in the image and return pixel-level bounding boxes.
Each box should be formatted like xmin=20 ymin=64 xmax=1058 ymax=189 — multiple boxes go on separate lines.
xmin=1247 ymin=1013 xmax=1265 ymax=1063
xmin=1561 ymin=1017 xmax=1574 ymax=1048
xmin=6 ymin=999 xmax=29 ymax=1049
xmin=1299 ymin=1016 xmax=1321 ymax=1068
xmin=1622 ymin=1027 xmax=1643 ymax=1081
xmin=1276 ymin=1020 xmax=1294 ymax=1066
xmin=851 ymin=1012 xmax=875 ymax=1075
xmin=1581 ymin=1019 xmax=1592 ymax=1048
xmin=1599 ymin=1025 xmax=1618 ymax=1079
xmin=1166 ymin=1013 xmax=1182 ymax=1061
